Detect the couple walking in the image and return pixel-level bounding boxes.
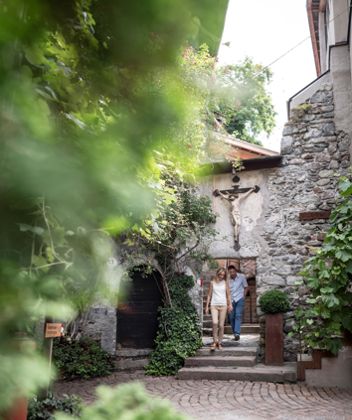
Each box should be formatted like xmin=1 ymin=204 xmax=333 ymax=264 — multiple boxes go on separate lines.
xmin=205 ymin=265 xmax=248 ymax=350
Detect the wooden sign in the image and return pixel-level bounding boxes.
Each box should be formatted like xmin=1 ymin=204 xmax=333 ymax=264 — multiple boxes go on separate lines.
xmin=44 ymin=323 xmax=63 ymax=338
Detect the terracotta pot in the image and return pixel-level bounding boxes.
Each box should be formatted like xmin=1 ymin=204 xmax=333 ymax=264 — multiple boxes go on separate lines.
xmin=265 ymin=313 xmax=284 ymax=366
xmin=1 ymin=334 xmax=36 ymax=420
xmin=2 ymin=398 xmax=28 ymax=420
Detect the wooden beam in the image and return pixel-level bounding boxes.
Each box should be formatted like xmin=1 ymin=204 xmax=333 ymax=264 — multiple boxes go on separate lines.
xmin=307 ymin=0 xmax=322 ymax=76
xmin=299 ymin=210 xmax=331 ymax=221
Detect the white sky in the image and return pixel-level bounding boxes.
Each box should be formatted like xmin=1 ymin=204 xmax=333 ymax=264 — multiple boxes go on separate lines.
xmin=217 ymin=0 xmax=317 ymax=151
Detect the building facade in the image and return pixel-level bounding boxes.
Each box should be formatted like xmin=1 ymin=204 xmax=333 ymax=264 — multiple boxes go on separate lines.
xmin=79 ymin=3 xmax=352 ymax=384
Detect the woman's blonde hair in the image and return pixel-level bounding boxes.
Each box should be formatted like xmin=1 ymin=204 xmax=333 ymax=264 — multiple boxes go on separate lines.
xmin=215 ymin=267 xmax=227 ymax=281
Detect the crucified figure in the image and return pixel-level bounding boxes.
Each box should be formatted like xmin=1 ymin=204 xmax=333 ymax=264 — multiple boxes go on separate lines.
xmin=214 ymin=186 xmax=259 ymax=250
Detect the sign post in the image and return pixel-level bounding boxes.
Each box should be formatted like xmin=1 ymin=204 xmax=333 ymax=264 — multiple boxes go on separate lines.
xmin=41 ymin=318 xmax=64 ymax=398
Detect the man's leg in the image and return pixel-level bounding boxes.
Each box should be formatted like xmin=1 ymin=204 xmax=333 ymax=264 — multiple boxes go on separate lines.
xmin=230 ymin=300 xmax=236 ymax=334
xmin=234 ymin=298 xmax=245 ymax=336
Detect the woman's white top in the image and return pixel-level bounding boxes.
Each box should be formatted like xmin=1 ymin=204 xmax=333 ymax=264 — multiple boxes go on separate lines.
xmin=211 ymin=280 xmax=227 ymax=306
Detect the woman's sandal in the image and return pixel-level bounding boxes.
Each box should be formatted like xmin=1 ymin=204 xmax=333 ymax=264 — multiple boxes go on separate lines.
xmin=217 ymin=342 xmax=223 ymax=350
xmin=210 ymin=342 xmax=217 ymax=351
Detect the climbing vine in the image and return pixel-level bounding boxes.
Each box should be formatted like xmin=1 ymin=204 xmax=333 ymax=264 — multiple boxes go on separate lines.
xmin=292 ymin=177 xmax=352 ymax=354
xmin=145 ymin=274 xmax=202 ymax=376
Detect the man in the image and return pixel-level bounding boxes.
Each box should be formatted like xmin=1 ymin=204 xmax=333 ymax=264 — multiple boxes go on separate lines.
xmin=228 ymin=264 xmax=248 ymax=341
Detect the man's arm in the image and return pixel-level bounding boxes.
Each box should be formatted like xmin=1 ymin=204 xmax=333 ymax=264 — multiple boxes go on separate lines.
xmin=226 ymin=282 xmax=233 ymax=313
xmin=243 ymin=275 xmax=248 ymax=298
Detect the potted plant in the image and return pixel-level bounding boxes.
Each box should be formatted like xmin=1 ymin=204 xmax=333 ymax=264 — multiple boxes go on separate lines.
xmin=259 ymin=289 xmax=290 ymax=366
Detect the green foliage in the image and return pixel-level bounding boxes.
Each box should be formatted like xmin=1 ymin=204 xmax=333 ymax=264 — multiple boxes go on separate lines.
xmin=53 ymin=338 xmax=114 ymax=380
xmin=216 ymin=58 xmax=276 ymax=144
xmin=292 ymin=177 xmax=352 ymax=354
xmin=123 ymin=167 xmax=217 ymax=283
xmin=259 ymin=289 xmax=290 ymax=314
xmin=28 ymin=393 xmax=81 ymax=420
xmin=145 ymin=274 xmax=202 ymax=376
xmin=187 ymin=0 xmax=229 ymax=55
xmin=181 ymin=48 xmax=276 ymax=147
xmin=56 ymin=383 xmax=187 ymax=420
xmin=0 ymin=1 xmax=229 ymax=410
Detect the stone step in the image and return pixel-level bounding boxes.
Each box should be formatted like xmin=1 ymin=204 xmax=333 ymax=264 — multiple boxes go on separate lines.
xmin=185 ymin=355 xmax=256 ymax=368
xmin=177 ymin=363 xmax=297 ymax=383
xmin=202 ymin=324 xmax=260 ymax=335
xmin=114 ymin=348 xmax=152 ymax=371
xmin=196 ymin=346 xmax=257 ymax=357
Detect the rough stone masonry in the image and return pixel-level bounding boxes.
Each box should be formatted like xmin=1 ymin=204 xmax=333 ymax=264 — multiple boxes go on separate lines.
xmin=256 ymin=83 xmax=351 ymax=361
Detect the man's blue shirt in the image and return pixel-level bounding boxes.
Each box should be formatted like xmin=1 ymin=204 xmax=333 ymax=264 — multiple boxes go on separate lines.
xmin=229 ymin=273 xmax=248 ymax=303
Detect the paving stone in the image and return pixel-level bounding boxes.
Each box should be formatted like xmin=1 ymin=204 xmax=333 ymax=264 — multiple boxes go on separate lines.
xmin=54 ymin=371 xmax=352 ymax=420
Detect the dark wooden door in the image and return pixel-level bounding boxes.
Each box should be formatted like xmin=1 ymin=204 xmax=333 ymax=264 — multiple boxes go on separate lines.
xmin=116 ymin=269 xmax=163 ymax=348
xmin=243 ymin=277 xmax=258 ymax=324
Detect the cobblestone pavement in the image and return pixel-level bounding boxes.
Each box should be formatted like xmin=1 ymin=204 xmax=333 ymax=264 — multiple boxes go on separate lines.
xmin=55 ymin=371 xmax=352 ymax=420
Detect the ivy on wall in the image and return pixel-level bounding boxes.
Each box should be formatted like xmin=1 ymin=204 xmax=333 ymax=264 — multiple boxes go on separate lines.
xmin=145 ymin=274 xmax=202 ymax=376
xmin=292 ymin=177 xmax=352 ymax=354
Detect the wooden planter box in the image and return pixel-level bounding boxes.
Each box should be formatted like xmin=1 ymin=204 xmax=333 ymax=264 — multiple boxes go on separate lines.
xmin=265 ymin=313 xmax=284 ymax=366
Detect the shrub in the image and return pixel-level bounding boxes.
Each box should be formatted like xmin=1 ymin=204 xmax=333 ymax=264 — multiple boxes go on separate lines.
xmin=259 ymin=289 xmax=290 ymax=314
xmin=56 ymin=383 xmax=186 ymax=420
xmin=145 ymin=274 xmax=202 ymax=376
xmin=28 ymin=393 xmax=81 ymax=420
xmin=53 ymin=337 xmax=114 ymax=380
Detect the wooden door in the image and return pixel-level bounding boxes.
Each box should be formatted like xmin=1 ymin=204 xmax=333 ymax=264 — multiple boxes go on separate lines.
xmin=116 ymin=269 xmax=163 ymax=348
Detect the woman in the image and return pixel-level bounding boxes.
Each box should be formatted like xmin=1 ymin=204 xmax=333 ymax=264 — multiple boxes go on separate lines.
xmin=205 ymin=267 xmax=232 ymax=350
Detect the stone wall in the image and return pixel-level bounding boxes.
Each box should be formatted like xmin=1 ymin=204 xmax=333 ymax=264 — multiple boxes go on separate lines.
xmin=79 ymin=304 xmax=117 ymax=355
xmin=200 ymin=83 xmax=350 ymax=362
xmin=257 ymin=83 xmax=350 ymax=360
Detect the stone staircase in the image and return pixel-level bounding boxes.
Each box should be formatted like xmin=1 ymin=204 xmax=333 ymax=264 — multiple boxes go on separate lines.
xmin=187 ymin=272 xmax=296 ymax=383
xmin=178 ymin=334 xmax=297 ymax=383
xmin=202 ymin=314 xmax=260 ymax=336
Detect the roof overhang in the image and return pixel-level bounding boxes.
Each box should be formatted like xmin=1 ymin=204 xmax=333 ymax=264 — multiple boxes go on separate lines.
xmin=221 ymin=136 xmax=279 ymax=158
xmin=307 ymin=0 xmax=325 ymax=76
xmin=200 ymin=155 xmax=283 ymax=176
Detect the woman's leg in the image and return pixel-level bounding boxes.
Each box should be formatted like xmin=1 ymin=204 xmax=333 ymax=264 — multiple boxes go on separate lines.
xmin=210 ymin=306 xmax=219 ymax=344
xmin=218 ymin=306 xmax=227 ymax=343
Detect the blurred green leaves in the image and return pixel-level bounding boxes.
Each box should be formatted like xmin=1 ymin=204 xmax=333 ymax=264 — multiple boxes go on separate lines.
xmin=56 ymin=383 xmax=187 ymax=420
xmin=0 ymin=0 xmax=229 ymax=411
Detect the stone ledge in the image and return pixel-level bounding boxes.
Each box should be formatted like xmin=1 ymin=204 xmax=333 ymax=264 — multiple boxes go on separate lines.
xmin=115 ymin=358 xmax=149 ymax=371
xmin=116 ymin=348 xmax=153 ymax=357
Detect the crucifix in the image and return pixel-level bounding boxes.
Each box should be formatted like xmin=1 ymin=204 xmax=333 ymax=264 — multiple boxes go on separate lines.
xmin=213 ymin=173 xmax=260 ymax=250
